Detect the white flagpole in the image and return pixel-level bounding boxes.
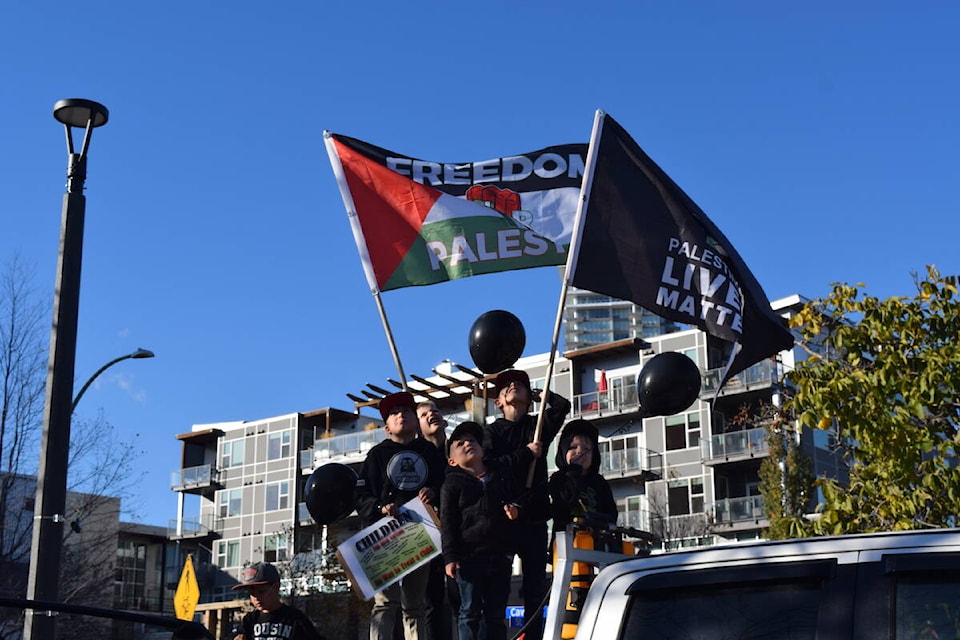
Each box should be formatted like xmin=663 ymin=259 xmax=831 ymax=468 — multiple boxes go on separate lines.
xmin=526 ymin=109 xmax=606 ymax=486
xmin=324 ymin=131 xmax=409 ymax=391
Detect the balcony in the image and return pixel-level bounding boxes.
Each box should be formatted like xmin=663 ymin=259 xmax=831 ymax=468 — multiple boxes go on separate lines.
xmin=600 ymin=447 xmax=662 ymax=482
xmin=701 ymin=359 xmax=778 ymax=397
xmin=310 ymin=430 xmax=384 ymax=468
xmin=711 ymin=495 xmax=767 ymax=527
xmin=701 ymin=427 xmax=769 ymax=465
xmin=170 ymin=464 xmax=221 ymax=493
xmin=167 ymin=514 xmax=223 ymax=540
xmin=570 ymin=383 xmax=640 ymax=419
xmin=300 ymin=449 xmax=314 ymax=472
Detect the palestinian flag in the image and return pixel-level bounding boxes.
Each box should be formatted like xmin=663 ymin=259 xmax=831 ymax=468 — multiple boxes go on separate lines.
xmin=325 ymin=133 xmax=586 ymax=292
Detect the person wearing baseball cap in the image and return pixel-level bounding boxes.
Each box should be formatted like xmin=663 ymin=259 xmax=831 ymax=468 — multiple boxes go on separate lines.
xmin=231 ymin=562 xmax=325 ymax=640
xmin=441 ymin=421 xmax=525 ymax=640
xmin=355 ymin=391 xmax=447 ymax=640
xmin=482 ymin=370 xmax=570 ymax=640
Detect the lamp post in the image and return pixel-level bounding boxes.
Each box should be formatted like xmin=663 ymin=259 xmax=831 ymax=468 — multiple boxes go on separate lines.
xmin=72 ymin=348 xmax=155 ymax=412
xmin=25 ymin=99 xmax=109 ymax=640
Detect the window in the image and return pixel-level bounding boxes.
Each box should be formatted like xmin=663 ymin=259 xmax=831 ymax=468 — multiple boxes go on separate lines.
xmin=623 ymin=566 xmax=824 ymax=639
xmin=266 ymin=481 xmax=289 ymax=511
xmin=221 ymin=439 xmax=245 ymax=468
xmin=894 ymin=568 xmax=960 ymax=638
xmin=665 ymin=417 xmax=686 ymax=451
xmin=264 ymin=533 xmax=288 ymax=563
xmin=217 ymin=540 xmax=240 ymax=568
xmin=665 ymin=411 xmax=701 ymax=451
xmin=618 ymin=496 xmax=644 ymax=530
xmin=114 ymin=540 xmax=147 ymax=608
xmin=267 ymin=430 xmax=292 ymax=460
xmin=668 ymin=477 xmax=704 ymax=516
xmin=218 ymin=489 xmax=242 ymax=517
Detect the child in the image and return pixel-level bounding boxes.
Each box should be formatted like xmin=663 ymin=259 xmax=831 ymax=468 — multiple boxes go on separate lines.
xmin=482 ymin=369 xmax=570 ymax=639
xmin=440 ymin=421 xmax=523 ymax=640
xmin=548 ymin=419 xmax=617 ymax=538
xmin=231 ymin=562 xmax=326 ymax=640
xmin=355 ymin=391 xmax=447 ymax=640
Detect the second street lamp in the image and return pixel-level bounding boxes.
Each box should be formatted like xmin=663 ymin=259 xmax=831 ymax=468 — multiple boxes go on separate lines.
xmin=72 ymin=348 xmax=155 ymax=412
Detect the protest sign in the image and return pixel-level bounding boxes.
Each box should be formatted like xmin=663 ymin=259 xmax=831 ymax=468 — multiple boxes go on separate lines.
xmin=336 ymin=498 xmax=441 ymax=600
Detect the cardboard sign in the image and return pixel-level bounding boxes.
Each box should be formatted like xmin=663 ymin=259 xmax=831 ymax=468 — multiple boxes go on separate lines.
xmin=336 ymin=498 xmax=441 ymax=600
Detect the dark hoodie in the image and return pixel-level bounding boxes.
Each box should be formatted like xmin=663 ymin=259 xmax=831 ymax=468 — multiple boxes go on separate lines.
xmin=548 ymin=419 xmax=617 ymax=537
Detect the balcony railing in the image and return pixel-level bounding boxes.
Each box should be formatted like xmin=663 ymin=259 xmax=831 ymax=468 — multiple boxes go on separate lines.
xmin=170 ymin=464 xmax=220 ymax=491
xmin=311 ymin=430 xmax=384 ymax=467
xmin=570 ymin=382 xmax=640 ymax=419
xmin=701 ymin=359 xmax=779 ymax=396
xmin=711 ymin=495 xmax=766 ymax=525
xmin=601 ymin=447 xmax=662 ymax=481
xmin=701 ymin=426 xmax=769 ymax=462
xmin=167 ymin=513 xmax=222 ymax=539
xmin=300 ymin=449 xmax=314 ymax=471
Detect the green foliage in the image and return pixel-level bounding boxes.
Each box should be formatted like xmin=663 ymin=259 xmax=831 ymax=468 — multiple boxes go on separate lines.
xmin=738 ymin=402 xmax=817 ymax=540
xmin=785 ymin=266 xmax=960 ymax=534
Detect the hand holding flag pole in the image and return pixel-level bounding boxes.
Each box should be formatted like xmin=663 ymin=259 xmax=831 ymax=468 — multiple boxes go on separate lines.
xmin=524 ymin=111 xmax=607 ymax=487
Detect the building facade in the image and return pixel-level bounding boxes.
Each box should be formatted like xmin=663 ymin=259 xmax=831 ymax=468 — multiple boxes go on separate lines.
xmin=563 ymin=285 xmax=680 ymax=352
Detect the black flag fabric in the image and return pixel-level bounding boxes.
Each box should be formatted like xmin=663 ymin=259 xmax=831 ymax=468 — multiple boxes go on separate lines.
xmin=569 ymin=113 xmax=794 ymax=379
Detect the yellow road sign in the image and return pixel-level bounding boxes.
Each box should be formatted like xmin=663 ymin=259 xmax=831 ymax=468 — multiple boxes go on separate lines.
xmin=174 ymin=554 xmax=200 ymax=621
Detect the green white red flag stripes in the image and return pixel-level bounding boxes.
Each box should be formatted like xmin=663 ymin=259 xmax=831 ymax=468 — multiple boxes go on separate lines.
xmin=325 ymin=133 xmax=586 ymax=292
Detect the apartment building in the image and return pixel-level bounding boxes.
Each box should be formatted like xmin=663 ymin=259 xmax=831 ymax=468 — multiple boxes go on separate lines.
xmin=563 ymin=285 xmax=680 ymax=352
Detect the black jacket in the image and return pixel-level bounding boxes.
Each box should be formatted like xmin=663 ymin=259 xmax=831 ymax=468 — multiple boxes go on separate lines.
xmin=355 ymin=437 xmax=446 ymax=526
xmin=440 ymin=464 xmax=526 ymax=565
xmin=483 ymin=391 xmax=570 ymax=521
xmin=549 ymin=418 xmax=617 ymax=536
xmin=548 ymin=465 xmax=617 ymax=536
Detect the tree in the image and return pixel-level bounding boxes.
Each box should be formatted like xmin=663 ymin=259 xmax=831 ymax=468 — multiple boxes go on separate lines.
xmin=750 ymin=402 xmax=816 ymax=540
xmin=0 ymin=256 xmax=145 ymax=640
xmin=785 ymin=266 xmax=960 ymax=535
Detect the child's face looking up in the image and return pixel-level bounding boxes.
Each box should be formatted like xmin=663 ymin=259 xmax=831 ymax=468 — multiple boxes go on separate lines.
xmin=448 ymin=435 xmax=483 ymax=468
xmin=565 ymin=435 xmax=593 ymax=471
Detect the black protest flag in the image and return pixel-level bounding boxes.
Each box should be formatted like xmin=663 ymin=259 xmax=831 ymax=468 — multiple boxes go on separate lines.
xmin=569 ymin=113 xmax=794 ymax=379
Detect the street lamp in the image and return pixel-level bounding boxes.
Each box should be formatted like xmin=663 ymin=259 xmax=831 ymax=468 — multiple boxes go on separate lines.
xmin=72 ymin=348 xmax=155 ymax=412
xmin=25 ymin=99 xmax=109 ymax=640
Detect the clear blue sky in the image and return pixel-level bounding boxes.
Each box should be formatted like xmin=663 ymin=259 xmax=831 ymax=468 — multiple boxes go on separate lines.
xmin=2 ymin=2 xmax=957 ymax=527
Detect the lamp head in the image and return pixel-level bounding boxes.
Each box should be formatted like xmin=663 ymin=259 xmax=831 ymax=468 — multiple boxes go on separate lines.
xmin=53 ymin=99 xmax=109 ymax=128
xmin=131 ymin=348 xmax=155 ymax=359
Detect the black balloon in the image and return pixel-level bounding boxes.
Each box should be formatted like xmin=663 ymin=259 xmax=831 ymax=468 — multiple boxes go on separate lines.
xmin=303 ymin=463 xmax=358 ymax=525
xmin=468 ymin=310 xmax=526 ymax=374
xmin=637 ymin=352 xmax=702 ymax=417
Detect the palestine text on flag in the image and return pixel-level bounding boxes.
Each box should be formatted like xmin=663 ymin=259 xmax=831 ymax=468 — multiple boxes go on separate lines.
xmin=569 ymin=113 xmax=794 ymax=378
xmin=326 ymin=134 xmax=587 ymax=292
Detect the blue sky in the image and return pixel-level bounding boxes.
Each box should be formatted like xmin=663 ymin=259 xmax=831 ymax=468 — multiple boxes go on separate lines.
xmin=2 ymin=2 xmax=957 ymax=527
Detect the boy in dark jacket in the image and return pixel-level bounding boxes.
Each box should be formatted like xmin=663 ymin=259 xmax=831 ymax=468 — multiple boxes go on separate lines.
xmin=548 ymin=419 xmax=617 ymax=538
xmin=440 ymin=421 xmax=523 ymax=640
xmin=482 ymin=369 xmax=570 ymax=639
xmin=356 ymin=392 xmax=447 ymax=640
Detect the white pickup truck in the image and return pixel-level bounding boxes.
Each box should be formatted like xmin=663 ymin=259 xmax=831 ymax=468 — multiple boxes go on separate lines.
xmin=546 ymin=527 xmax=960 ymax=639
